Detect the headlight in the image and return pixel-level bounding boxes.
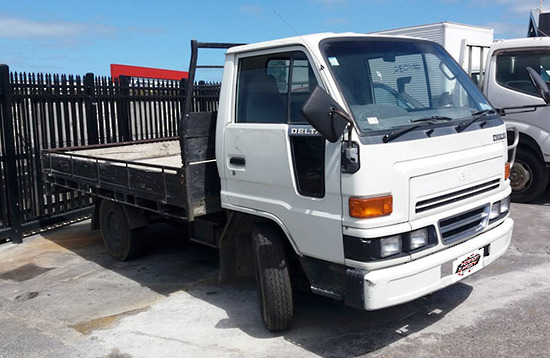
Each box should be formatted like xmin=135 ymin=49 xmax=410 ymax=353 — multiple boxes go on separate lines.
xmin=380 ymin=235 xmax=402 ymax=258
xmin=408 ymin=228 xmax=429 ymax=250
xmin=500 ymin=196 xmax=511 ymax=214
xmin=489 ymin=201 xmax=501 ymax=220
xmin=490 ymin=196 xmax=511 ymax=222
xmin=343 ymin=226 xmax=436 ymax=262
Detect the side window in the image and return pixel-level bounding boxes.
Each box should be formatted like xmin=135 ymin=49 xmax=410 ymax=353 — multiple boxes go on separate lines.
xmin=496 ymin=51 xmax=550 ymax=96
xmin=236 ymin=51 xmax=318 ymax=123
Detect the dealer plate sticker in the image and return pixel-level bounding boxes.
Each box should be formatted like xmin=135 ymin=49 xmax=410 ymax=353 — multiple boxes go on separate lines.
xmin=452 ymin=248 xmax=484 ymax=281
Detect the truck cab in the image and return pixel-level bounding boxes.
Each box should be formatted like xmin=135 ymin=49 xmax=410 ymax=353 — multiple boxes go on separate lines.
xmin=216 ymin=33 xmax=513 ymax=330
xmin=483 ymin=37 xmax=550 ymax=202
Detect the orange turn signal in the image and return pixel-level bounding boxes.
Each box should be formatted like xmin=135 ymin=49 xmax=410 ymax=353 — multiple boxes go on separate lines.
xmin=504 ymin=162 xmax=511 ymax=181
xmin=349 ymin=195 xmax=393 ymax=218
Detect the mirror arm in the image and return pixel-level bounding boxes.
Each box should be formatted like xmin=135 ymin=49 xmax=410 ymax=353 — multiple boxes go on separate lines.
xmin=346 ymin=124 xmax=353 ymax=148
xmin=330 ymin=107 xmax=354 ymax=147
xmin=330 ymin=108 xmax=353 ymax=123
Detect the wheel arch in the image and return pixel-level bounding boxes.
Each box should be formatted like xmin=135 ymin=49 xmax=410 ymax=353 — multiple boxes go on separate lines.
xmin=518 ymin=132 xmax=544 ymax=161
xmin=217 ymin=209 xmax=302 ymax=284
xmin=223 ymin=207 xmax=302 ymax=256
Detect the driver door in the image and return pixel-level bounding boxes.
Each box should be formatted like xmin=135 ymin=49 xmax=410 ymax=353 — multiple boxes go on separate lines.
xmin=221 ymin=48 xmax=345 ymax=263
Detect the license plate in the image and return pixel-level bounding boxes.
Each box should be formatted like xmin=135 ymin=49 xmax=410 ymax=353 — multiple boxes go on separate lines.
xmin=452 ymin=248 xmax=484 ymax=281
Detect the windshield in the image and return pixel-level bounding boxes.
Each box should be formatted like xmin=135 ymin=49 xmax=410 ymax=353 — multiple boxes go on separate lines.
xmin=320 ymin=37 xmax=493 ymax=135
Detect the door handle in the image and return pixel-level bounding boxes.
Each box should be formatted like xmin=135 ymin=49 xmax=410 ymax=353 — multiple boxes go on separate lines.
xmin=229 ymin=157 xmax=246 ymax=166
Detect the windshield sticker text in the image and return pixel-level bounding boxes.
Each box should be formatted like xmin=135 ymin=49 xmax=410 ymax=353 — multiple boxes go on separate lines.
xmin=394 ymin=62 xmax=422 ymax=74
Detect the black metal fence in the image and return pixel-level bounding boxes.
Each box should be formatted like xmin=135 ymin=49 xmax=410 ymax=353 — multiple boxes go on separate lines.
xmin=0 ymin=64 xmax=220 ymax=244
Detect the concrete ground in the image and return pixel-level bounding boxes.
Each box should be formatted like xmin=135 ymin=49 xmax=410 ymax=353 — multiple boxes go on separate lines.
xmin=0 ymin=195 xmax=549 ymax=358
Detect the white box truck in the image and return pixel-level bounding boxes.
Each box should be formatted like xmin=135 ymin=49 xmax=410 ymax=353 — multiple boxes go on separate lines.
xmin=375 ymin=22 xmax=494 ymax=84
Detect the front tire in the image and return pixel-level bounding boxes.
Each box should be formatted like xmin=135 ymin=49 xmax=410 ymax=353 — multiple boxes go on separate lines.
xmin=510 ymin=148 xmax=548 ymax=203
xmin=99 ymin=200 xmax=142 ymax=261
xmin=252 ymin=223 xmax=294 ymax=331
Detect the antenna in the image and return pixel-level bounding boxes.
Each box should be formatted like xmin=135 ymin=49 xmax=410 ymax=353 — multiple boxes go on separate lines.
xmin=273 ymin=10 xmax=300 ymax=36
xmin=272 ymin=10 xmax=325 ymax=71
xmin=272 ymin=10 xmax=322 ymax=57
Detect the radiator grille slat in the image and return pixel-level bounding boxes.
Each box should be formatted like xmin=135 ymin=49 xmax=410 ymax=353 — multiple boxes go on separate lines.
xmin=416 ymin=178 xmax=500 ymax=213
xmin=439 ymin=205 xmax=489 ymax=245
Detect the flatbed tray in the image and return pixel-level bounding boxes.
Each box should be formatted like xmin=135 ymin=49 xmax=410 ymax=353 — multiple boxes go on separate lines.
xmin=42 ymin=138 xmax=189 ymax=219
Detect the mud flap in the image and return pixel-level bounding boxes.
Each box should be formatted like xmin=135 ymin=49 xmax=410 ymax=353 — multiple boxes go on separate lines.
xmin=345 ymin=268 xmax=366 ymax=309
xmin=218 ymin=212 xmax=255 ymax=283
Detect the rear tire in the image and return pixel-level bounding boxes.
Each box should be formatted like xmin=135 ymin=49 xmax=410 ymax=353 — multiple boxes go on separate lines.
xmin=99 ymin=200 xmax=142 ymax=261
xmin=252 ymin=223 xmax=294 ymax=331
xmin=510 ymin=148 xmax=548 ymax=203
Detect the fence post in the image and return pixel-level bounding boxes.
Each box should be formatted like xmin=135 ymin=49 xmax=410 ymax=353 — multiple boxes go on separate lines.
xmin=84 ymin=73 xmax=99 ymax=145
xmin=0 ymin=65 xmax=23 ymax=243
xmin=117 ymin=75 xmax=131 ymax=141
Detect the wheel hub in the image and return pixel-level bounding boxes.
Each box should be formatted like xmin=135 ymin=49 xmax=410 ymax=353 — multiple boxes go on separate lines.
xmin=510 ymin=162 xmax=531 ymax=191
xmin=107 ymin=212 xmax=123 ymax=245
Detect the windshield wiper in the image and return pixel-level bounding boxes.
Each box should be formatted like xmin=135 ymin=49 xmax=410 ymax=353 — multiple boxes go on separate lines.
xmin=456 ymin=109 xmax=497 ymax=132
xmin=383 ymin=116 xmax=451 ymax=143
xmin=410 ymin=115 xmax=453 ymax=123
xmin=383 ymin=123 xmax=423 ymax=143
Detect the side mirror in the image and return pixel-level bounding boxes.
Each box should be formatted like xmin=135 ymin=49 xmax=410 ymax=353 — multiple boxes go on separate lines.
xmin=301 ymin=86 xmax=351 ymax=143
xmin=527 ymin=66 xmax=550 ymax=104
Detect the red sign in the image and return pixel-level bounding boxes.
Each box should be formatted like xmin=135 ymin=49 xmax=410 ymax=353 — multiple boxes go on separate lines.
xmin=110 ymin=64 xmax=188 ymax=81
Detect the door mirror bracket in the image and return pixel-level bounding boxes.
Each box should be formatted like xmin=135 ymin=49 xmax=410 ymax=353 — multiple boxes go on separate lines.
xmin=301 ymin=86 xmax=352 ymax=143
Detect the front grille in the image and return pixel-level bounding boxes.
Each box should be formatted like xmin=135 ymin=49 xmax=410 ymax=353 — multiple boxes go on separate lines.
xmin=439 ymin=205 xmax=489 ymax=245
xmin=416 ymin=178 xmax=499 ymax=213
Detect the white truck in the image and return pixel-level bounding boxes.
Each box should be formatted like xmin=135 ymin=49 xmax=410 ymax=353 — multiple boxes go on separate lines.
xmin=482 ymin=37 xmax=550 ymax=202
xmin=43 ymin=33 xmax=517 ymax=331
xmin=377 ymin=22 xmax=550 ymax=202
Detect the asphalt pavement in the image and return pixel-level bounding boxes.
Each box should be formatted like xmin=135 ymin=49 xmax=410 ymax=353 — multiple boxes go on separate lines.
xmin=0 ymin=193 xmax=549 ymax=358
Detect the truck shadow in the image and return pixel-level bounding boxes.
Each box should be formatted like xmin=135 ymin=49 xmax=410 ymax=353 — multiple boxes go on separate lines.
xmin=41 ymin=220 xmax=473 ymax=357
xmin=531 ymin=187 xmax=550 ymax=205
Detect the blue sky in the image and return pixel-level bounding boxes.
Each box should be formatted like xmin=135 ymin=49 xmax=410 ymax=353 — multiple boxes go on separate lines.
xmin=0 ymin=0 xmax=544 ymax=77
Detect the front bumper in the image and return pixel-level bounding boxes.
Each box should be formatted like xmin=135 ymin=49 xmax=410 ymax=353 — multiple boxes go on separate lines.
xmin=346 ymin=218 xmax=513 ymax=310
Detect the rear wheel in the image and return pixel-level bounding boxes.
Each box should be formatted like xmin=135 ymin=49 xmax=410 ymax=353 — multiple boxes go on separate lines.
xmin=252 ymin=223 xmax=294 ymax=331
xmin=99 ymin=200 xmax=142 ymax=261
xmin=510 ymin=148 xmax=548 ymax=203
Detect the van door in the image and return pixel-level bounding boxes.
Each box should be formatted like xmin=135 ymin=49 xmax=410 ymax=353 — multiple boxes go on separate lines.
xmin=222 ymin=48 xmax=345 ymax=263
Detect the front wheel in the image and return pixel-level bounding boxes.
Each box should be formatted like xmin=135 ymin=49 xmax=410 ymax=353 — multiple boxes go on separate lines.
xmin=252 ymin=223 xmax=294 ymax=331
xmin=99 ymin=200 xmax=142 ymax=261
xmin=510 ymin=148 xmax=548 ymax=203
